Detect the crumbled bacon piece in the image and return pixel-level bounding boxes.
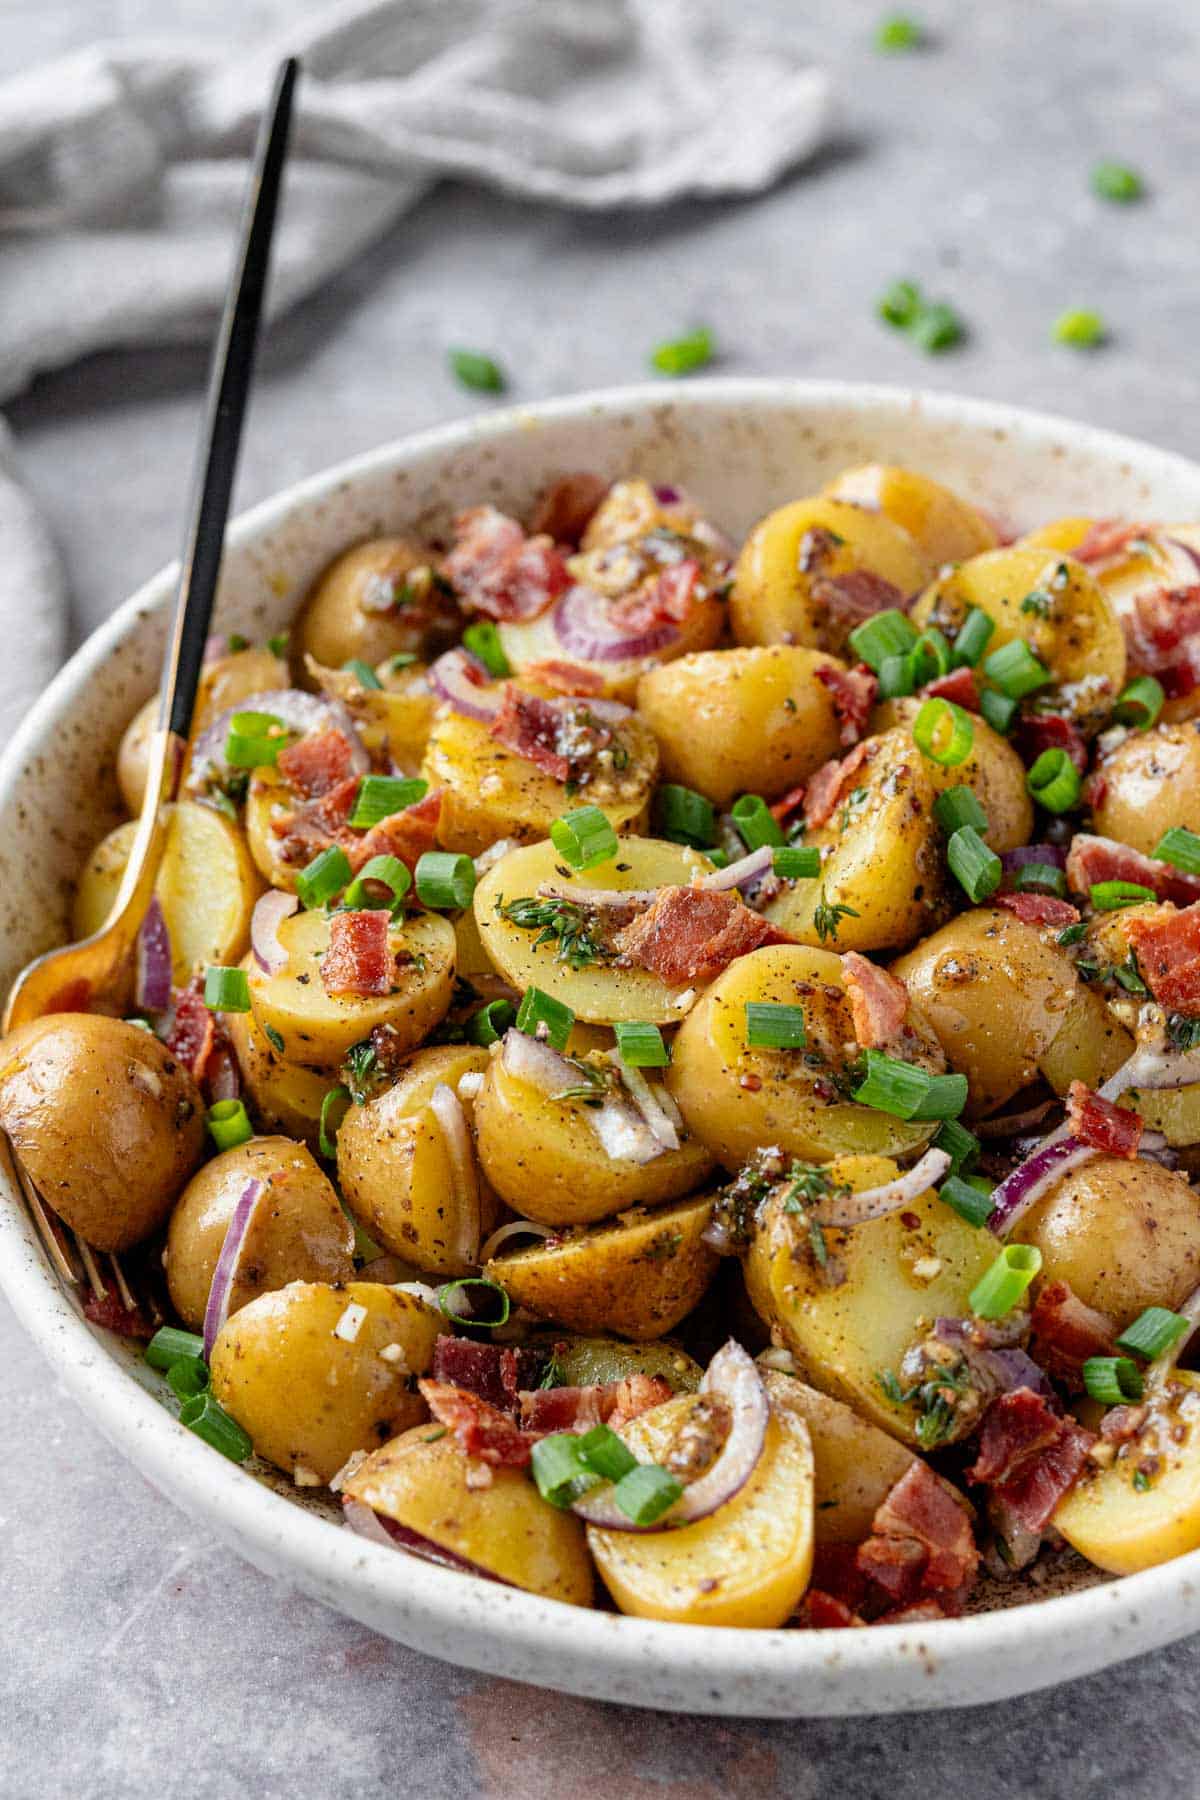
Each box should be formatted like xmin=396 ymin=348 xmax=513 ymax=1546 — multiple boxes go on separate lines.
xmin=320 ymin=910 xmax=392 ymax=998
xmin=610 ymin=558 xmax=703 ymax=631
xmin=522 ymin=658 xmax=607 ymax=697
xmin=271 ymin=779 xmax=440 ymax=876
xmin=968 ymin=1387 xmax=1094 ymax=1532
xmin=1066 ymin=1079 xmax=1144 ymax=1158
xmin=921 ymin=666 xmax=980 ymax=712
xmin=350 ymin=788 xmax=442 ymax=875
xmin=83 ymin=1289 xmax=155 ymax=1340
xmin=429 ymin=1337 xmax=546 ymax=1413
xmin=815 ymin=662 xmax=878 ymax=745
xmin=270 ymin=774 xmax=361 ymax=865
xmin=443 ymin=505 xmax=570 ymax=622
xmin=842 ymin=951 xmax=909 ymax=1050
xmin=994 ymin=892 xmax=1081 ymax=928
xmin=276 ymin=728 xmax=355 ymax=799
xmin=1125 ymin=902 xmax=1200 ymax=1013
xmin=769 ymin=783 xmax=808 ymax=829
xmin=1015 ymin=713 xmax=1088 ymax=775
xmin=528 ymin=473 xmax=609 ymax=546
xmin=164 ymin=978 xmax=216 ymax=1085
xmin=855 ymin=1462 xmax=979 ymax=1607
xmin=795 ymin=1589 xmax=866 ymax=1630
xmin=615 ymin=885 xmax=793 ymax=987
xmin=1030 ymin=1280 xmax=1117 ymax=1387
xmin=489 ymin=686 xmax=612 ymax=783
xmin=1066 ymin=834 xmax=1200 ymax=908
xmin=518 ymin=1373 xmax=673 ymax=1434
xmin=418 ymin=1381 xmax=539 ymax=1467
xmin=1074 ymin=519 xmax=1148 ymax=563
xmin=803 ymin=741 xmax=872 ymax=831
xmin=1099 ymin=1403 xmax=1149 ymax=1445
xmin=812 ymin=569 xmax=906 ymax=643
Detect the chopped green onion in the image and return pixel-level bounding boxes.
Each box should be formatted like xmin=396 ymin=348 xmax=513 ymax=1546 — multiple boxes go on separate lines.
xmin=933 ymin=786 xmax=988 ymax=835
xmin=550 ymin=805 xmax=619 ymax=871
xmin=387 ymin=651 xmax=420 ymax=673
xmin=612 ymin=1462 xmax=683 ymax=1525
xmin=952 ymin=608 xmax=995 ymax=669
xmin=319 ymin=1086 xmax=351 ymax=1159
xmin=940 ymin=1173 xmax=996 ymax=1228
xmin=343 ymin=854 xmax=411 ymax=912
xmin=934 ymin=1117 xmax=980 ymax=1177
xmin=913 ymin=696 xmax=974 ymax=767
xmin=980 ymin=687 xmax=1018 ymax=734
xmin=877 ymin=279 xmax=922 ymax=328
xmin=342 ymin=658 xmax=382 ymax=690
xmin=878 ymin=651 xmax=916 ymax=700
xmin=654 ymin=784 xmax=715 ymax=849
xmin=530 ymin=1433 xmax=597 ymax=1507
xmin=706 ymin=848 xmax=730 ymax=869
xmin=225 ymin=710 xmax=293 ymax=769
xmin=1053 ymin=309 xmax=1106 ymax=349
xmin=437 ymin=1277 xmax=511 ymax=1329
xmin=911 ymin=303 xmax=965 ymax=354
xmin=731 ymin=793 xmax=786 ymax=852
xmin=909 ymin=627 xmax=952 ymax=687
xmin=1082 ymin=1356 xmax=1145 ymax=1405
xmin=650 ymin=327 xmax=714 ymax=377
xmin=516 ymin=985 xmax=574 ymax=1052
xmin=848 ymin=609 xmax=918 ymax=673
xmin=1154 ymin=826 xmax=1200 ymax=877
xmin=466 ymin=999 xmax=516 ymax=1047
xmin=349 ymin=774 xmax=429 ymax=830
xmin=179 ymin=1392 xmax=252 ymax=1462
xmin=614 ymin=1020 xmax=670 ymax=1068
xmin=1116 ymin=1306 xmax=1191 ymax=1360
xmin=947 ymin=825 xmax=1002 ymax=903
xmin=853 ymin=1049 xmax=968 ymax=1120
xmin=1114 ymin=675 xmax=1164 ymax=730
xmin=203 ymin=965 xmax=251 ymax=1013
xmin=1091 ymin=161 xmax=1142 ymax=203
xmin=1090 ymin=880 xmax=1156 ymax=912
xmin=969 ymin=1243 xmax=1043 ymax=1321
xmin=167 ymin=1356 xmax=211 ymax=1401
xmin=448 ymin=348 xmax=506 ymax=392
xmin=463 ymin=620 xmax=511 ymax=678
xmin=577 ymin=1423 xmax=639 ymax=1483
xmin=146 ymin=1326 xmax=205 ymax=1371
xmin=744 ymin=1002 xmax=807 ymax=1049
xmin=415 ymin=850 xmax=476 ymax=910
xmin=267 ymin=631 xmax=290 ymax=659
xmin=1026 ymin=748 xmax=1082 ymax=813
xmin=1058 ymin=921 xmax=1088 ymax=946
xmin=296 ymin=845 xmax=352 ymax=909
xmin=983 ymin=639 xmax=1051 ymax=699
xmin=875 ymin=12 xmax=922 ymax=51
xmin=774 ymin=845 xmax=821 ymax=880
xmin=207 ymin=1097 xmax=253 ymax=1151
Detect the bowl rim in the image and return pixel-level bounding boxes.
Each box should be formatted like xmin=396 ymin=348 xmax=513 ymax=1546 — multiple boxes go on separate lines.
xmin=4 ymin=375 xmax=1200 ymax=1715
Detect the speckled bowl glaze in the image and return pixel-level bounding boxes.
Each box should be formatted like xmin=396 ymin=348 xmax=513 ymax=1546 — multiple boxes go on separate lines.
xmin=4 ymin=381 xmax=1200 ymax=1716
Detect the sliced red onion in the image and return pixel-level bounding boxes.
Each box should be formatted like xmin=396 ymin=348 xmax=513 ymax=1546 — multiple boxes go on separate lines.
xmin=697 ymin=846 xmax=775 ymax=892
xmin=1098 ymin=1038 xmax=1200 ymax=1100
xmin=474 ymin=836 xmax=523 ymax=876
xmin=987 ymin=1134 xmax=1097 ymax=1238
xmin=251 ymin=889 xmax=299 ymax=976
xmin=209 ymin=1053 xmax=241 ymax=1103
xmin=553 ymin=584 xmax=680 ymax=663
xmin=930 ymin=1320 xmax=1056 ymax=1401
xmin=187 ymin=688 xmax=368 ymax=792
xmin=590 ymin=1094 xmax=663 ymax=1165
xmin=204 ymin=633 xmax=230 ymax=664
xmin=701 ymin=1216 xmax=735 ymax=1256
xmin=429 ymin=1083 xmax=481 ymax=1268
xmin=1164 ymin=536 xmax=1200 ymax=582
xmin=813 ymin=1146 xmax=952 ymax=1228
xmin=478 ymin=1219 xmax=555 ymax=1263
xmin=427 ymin=648 xmax=502 ymax=721
xmin=611 ymin=1054 xmax=680 ymax=1152
xmin=499 ymin=1029 xmax=662 ymax=1162
xmin=501 ymin=1026 xmax=580 ymax=1095
xmin=1000 ymin=844 xmax=1067 ymax=874
xmin=573 ymin=1340 xmax=768 ymax=1531
xmin=343 ymin=1499 xmax=505 ymax=1581
xmin=135 ymin=896 xmax=172 ymax=1012
xmin=653 ymin=484 xmax=682 ymax=505
xmin=203 ymin=1178 xmax=264 ymax=1359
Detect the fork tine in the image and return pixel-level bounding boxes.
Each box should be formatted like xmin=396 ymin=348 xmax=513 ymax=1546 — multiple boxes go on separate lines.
xmin=108 ymin=1253 xmax=137 ymax=1313
xmin=75 ymin=1236 xmax=107 ymax=1299
xmin=1 ymin=1133 xmax=79 ymax=1286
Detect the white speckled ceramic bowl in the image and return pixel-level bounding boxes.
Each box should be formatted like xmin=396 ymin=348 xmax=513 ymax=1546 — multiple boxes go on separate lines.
xmin=4 ymin=381 xmax=1200 ymax=1716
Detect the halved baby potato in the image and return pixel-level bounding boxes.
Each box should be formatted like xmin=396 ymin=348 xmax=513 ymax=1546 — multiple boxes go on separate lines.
xmin=73 ymin=800 xmax=263 ymax=985
xmin=868 ymin=697 xmax=1034 ymax=854
xmin=304 ymin=656 xmax=438 ymax=774
xmin=294 ymin=536 xmax=446 ymax=672
xmin=224 ymin=1003 xmax=332 ymax=1147
xmin=1054 ymin=1373 xmax=1200 ymax=1574
xmin=762 ymin=1366 xmax=915 ymax=1544
xmin=485 ymin=1194 xmax=719 ymax=1340
xmin=822 ymin=465 xmax=997 ymax=567
xmin=1092 ymin=721 xmax=1200 ymax=856
xmin=246 ymin=907 xmax=456 ymax=1069
xmin=115 ymin=646 xmax=289 ymax=816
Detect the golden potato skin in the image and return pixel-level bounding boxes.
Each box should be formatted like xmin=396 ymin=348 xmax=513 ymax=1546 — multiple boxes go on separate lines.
xmin=1092 ymin=721 xmax=1200 ymax=856
xmin=165 ymin=1136 xmax=354 ymax=1331
xmin=473 ymin=1047 xmax=713 ymax=1226
xmin=731 ymin=498 xmax=929 ymax=656
xmin=635 ymin=646 xmax=846 ymax=808
xmin=666 ymin=944 xmax=936 ymax=1168
xmin=1017 ymin=1156 xmax=1200 ymax=1331
xmin=869 ymin=697 xmax=1034 ymax=854
xmin=0 ymin=1015 xmax=204 ymax=1252
xmin=486 ymin=1195 xmax=718 ymax=1339
xmin=764 ymin=1367 xmax=915 ymax=1545
xmin=345 ymin=1426 xmax=594 ymax=1605
xmin=210 ymin=1280 xmax=439 ymax=1483
xmin=225 ymin=1004 xmax=330 ymax=1147
xmin=294 ymin=537 xmax=440 ymax=672
xmin=822 ymin=465 xmax=997 ymax=567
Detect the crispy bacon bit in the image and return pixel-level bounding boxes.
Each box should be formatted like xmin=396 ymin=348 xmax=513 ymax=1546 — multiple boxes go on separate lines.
xmin=796 ymin=1589 xmax=866 ymax=1630
xmin=419 ymin=1380 xmax=539 ymax=1467
xmin=522 ymin=658 xmax=607 ymax=697
xmin=429 ymin=1337 xmax=546 ymax=1413
xmin=83 ymin=1289 xmax=154 ymax=1340
xmin=842 ymin=951 xmax=909 ymax=1050
xmin=320 ymin=910 xmax=392 ymax=998
xmin=1066 ymin=1079 xmax=1144 ymax=1158
xmin=798 ymin=527 xmax=843 ymax=574
xmin=418 ymin=1370 xmax=672 ymax=1467
xmin=1125 ymin=902 xmax=1200 ymax=1013
xmin=443 ymin=505 xmax=570 ymax=622
xmin=518 ymin=1373 xmax=673 ymax=1434
xmin=351 ymin=788 xmax=442 ymax=875
xmin=812 ymin=569 xmax=907 ymax=644
xmin=994 ymin=892 xmax=1081 ymax=928
xmin=1066 ymin=834 xmax=1200 ymax=908
xmin=855 ymin=1462 xmax=979 ymax=1606
xmin=528 ymin=473 xmax=609 ymax=546
xmin=769 ymin=783 xmax=808 ymax=829
xmin=1030 ymin=1279 xmax=1117 ymax=1387
xmin=610 ymin=558 xmax=703 ymax=631
xmin=1074 ymin=519 xmax=1148 ymax=564
xmin=276 ymin=728 xmax=355 ymax=799
xmin=164 ymin=978 xmax=216 ymax=1084
xmin=815 ymin=662 xmax=878 ymax=745
xmin=1015 ymin=713 xmax=1088 ymax=775
xmin=271 ymin=780 xmax=440 ymax=876
xmin=804 ymin=741 xmax=872 ymax=830
xmin=615 ymin=886 xmax=793 ymax=987
xmin=489 ymin=686 xmax=613 ymax=783
xmin=968 ymin=1387 xmax=1094 ymax=1532
xmin=921 ymin=666 xmax=980 ymax=712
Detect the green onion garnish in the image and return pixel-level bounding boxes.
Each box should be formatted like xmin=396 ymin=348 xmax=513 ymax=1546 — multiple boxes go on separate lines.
xmin=296 ymin=845 xmax=352 ymax=909
xmin=349 ymin=775 xmax=428 ymax=829
xmin=878 ymin=652 xmax=916 ymax=700
xmin=577 ymin=1423 xmax=639 ymax=1483
xmin=911 ymin=303 xmax=965 ymax=354
xmin=1053 ymin=309 xmax=1106 ymax=349
xmin=462 ymin=621 xmax=511 ymax=679
xmin=913 ymin=696 xmax=974 ymax=767
xmin=947 ymin=825 xmax=1002 ymax=903
xmin=774 ymin=845 xmax=821 ymax=880
xmin=516 ymin=985 xmax=574 ymax=1052
xmin=983 ymin=639 xmax=1051 ymax=699
xmin=415 ymin=850 xmax=476 ymax=910
xmin=744 ymin=1002 xmax=807 ymax=1049
xmin=1154 ymin=826 xmax=1200 ymax=876
xmin=1090 ymin=880 xmax=1156 ymax=912
xmin=466 ymin=999 xmax=516 ymax=1047
xmin=1114 ymin=675 xmax=1164 ymax=730
xmin=731 ymin=793 xmax=787 ymax=852
xmin=146 ymin=1326 xmax=205 ymax=1371
xmin=908 ymin=627 xmax=952 ymax=687
xmin=614 ymin=1020 xmax=670 ymax=1068
xmin=980 ymin=687 xmax=1018 ymax=734
xmin=939 ymin=1173 xmax=995 ymax=1228
xmin=877 ymin=279 xmax=922 ymax=328
xmin=1116 ymin=1306 xmax=1191 ymax=1360
xmin=650 ymin=327 xmax=714 ymax=377
xmin=654 ymin=784 xmax=716 ymax=849
xmin=875 ymin=12 xmax=922 ymax=51
xmin=933 ymin=786 xmax=988 ymax=835
xmin=1082 ymin=1355 xmax=1145 ymax=1405
xmin=934 ymin=1117 xmax=980 ymax=1177
xmin=550 ymin=805 xmax=619 ymax=872
xmin=387 ymin=651 xmax=420 ymax=673
xmin=952 ymin=607 xmax=995 ymax=669
xmin=448 ymin=348 xmax=506 ymax=392
xmin=343 ymin=853 xmax=411 ymax=912
xmin=319 ymin=1086 xmax=351 ymax=1159
xmin=611 ymin=1462 xmax=684 ymax=1525
xmin=225 ymin=710 xmax=293 ymax=769
xmin=1014 ymin=861 xmax=1068 ymax=898
xmin=179 ymin=1392 xmax=252 ymax=1462
xmin=1026 ymin=747 xmax=1081 ymax=813
xmin=848 ymin=609 xmax=918 ymax=673
xmin=342 ymin=658 xmax=382 ymax=689
xmin=852 ymin=1049 xmax=968 ymax=1120
xmin=207 ymin=1097 xmax=253 ymax=1151
xmin=530 ymin=1433 xmax=598 ymax=1508
xmin=969 ymin=1243 xmax=1043 ymax=1321
xmin=436 ymin=1277 xmax=511 ymax=1329
xmin=167 ymin=1356 xmax=211 ymax=1401
xmin=1090 ymin=161 xmax=1142 ymax=204
xmin=204 ymin=965 xmax=251 ymax=1013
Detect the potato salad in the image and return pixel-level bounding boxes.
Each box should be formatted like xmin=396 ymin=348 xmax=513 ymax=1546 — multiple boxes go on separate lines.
xmin=11 ymin=469 xmax=1200 ymax=1628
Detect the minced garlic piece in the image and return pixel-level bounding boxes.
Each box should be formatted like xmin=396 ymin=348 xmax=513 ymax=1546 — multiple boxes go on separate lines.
xmin=333 ymin=1301 xmax=368 ymax=1343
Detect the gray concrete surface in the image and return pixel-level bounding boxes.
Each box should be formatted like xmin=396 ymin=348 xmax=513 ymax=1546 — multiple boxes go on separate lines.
xmin=4 ymin=0 xmax=1200 ymax=1794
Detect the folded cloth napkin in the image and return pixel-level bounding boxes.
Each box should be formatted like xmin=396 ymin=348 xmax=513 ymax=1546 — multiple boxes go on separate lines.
xmin=0 ymin=0 xmax=831 ymax=732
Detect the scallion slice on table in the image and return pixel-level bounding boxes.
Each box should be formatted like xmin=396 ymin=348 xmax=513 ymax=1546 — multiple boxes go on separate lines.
xmin=649 ymin=327 xmax=714 ymax=377
xmin=875 ymin=13 xmax=923 ymax=52
xmin=448 ymin=348 xmax=506 ymax=392
xmin=1026 ymin=748 xmax=1081 ymax=813
xmin=1053 ymin=309 xmax=1106 ymax=349
xmin=550 ymin=805 xmax=619 ymax=871
xmin=969 ymin=1244 xmax=1043 ymax=1321
xmin=853 ymin=1050 xmax=968 ymax=1120
xmin=349 ymin=775 xmax=428 ymax=829
xmin=415 ymin=850 xmax=476 ymax=910
xmin=614 ymin=1020 xmax=670 ymax=1067
xmin=203 ymin=965 xmax=251 ymax=1013
xmin=1090 ymin=161 xmax=1143 ymax=203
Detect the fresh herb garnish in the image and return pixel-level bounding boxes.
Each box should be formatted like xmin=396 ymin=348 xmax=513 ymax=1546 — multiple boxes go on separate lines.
xmin=1053 ymin=309 xmax=1106 ymax=349
xmin=498 ymin=894 xmax=610 ymax=969
xmin=813 ymin=888 xmax=860 ymax=943
xmin=344 ymin=1037 xmax=380 ymax=1103
xmin=650 ymin=327 xmax=714 ymax=377
xmin=1091 ymin=161 xmax=1143 ymax=204
xmin=1167 ymin=1012 xmax=1200 ymax=1053
xmin=448 ymin=348 xmax=506 ymax=392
